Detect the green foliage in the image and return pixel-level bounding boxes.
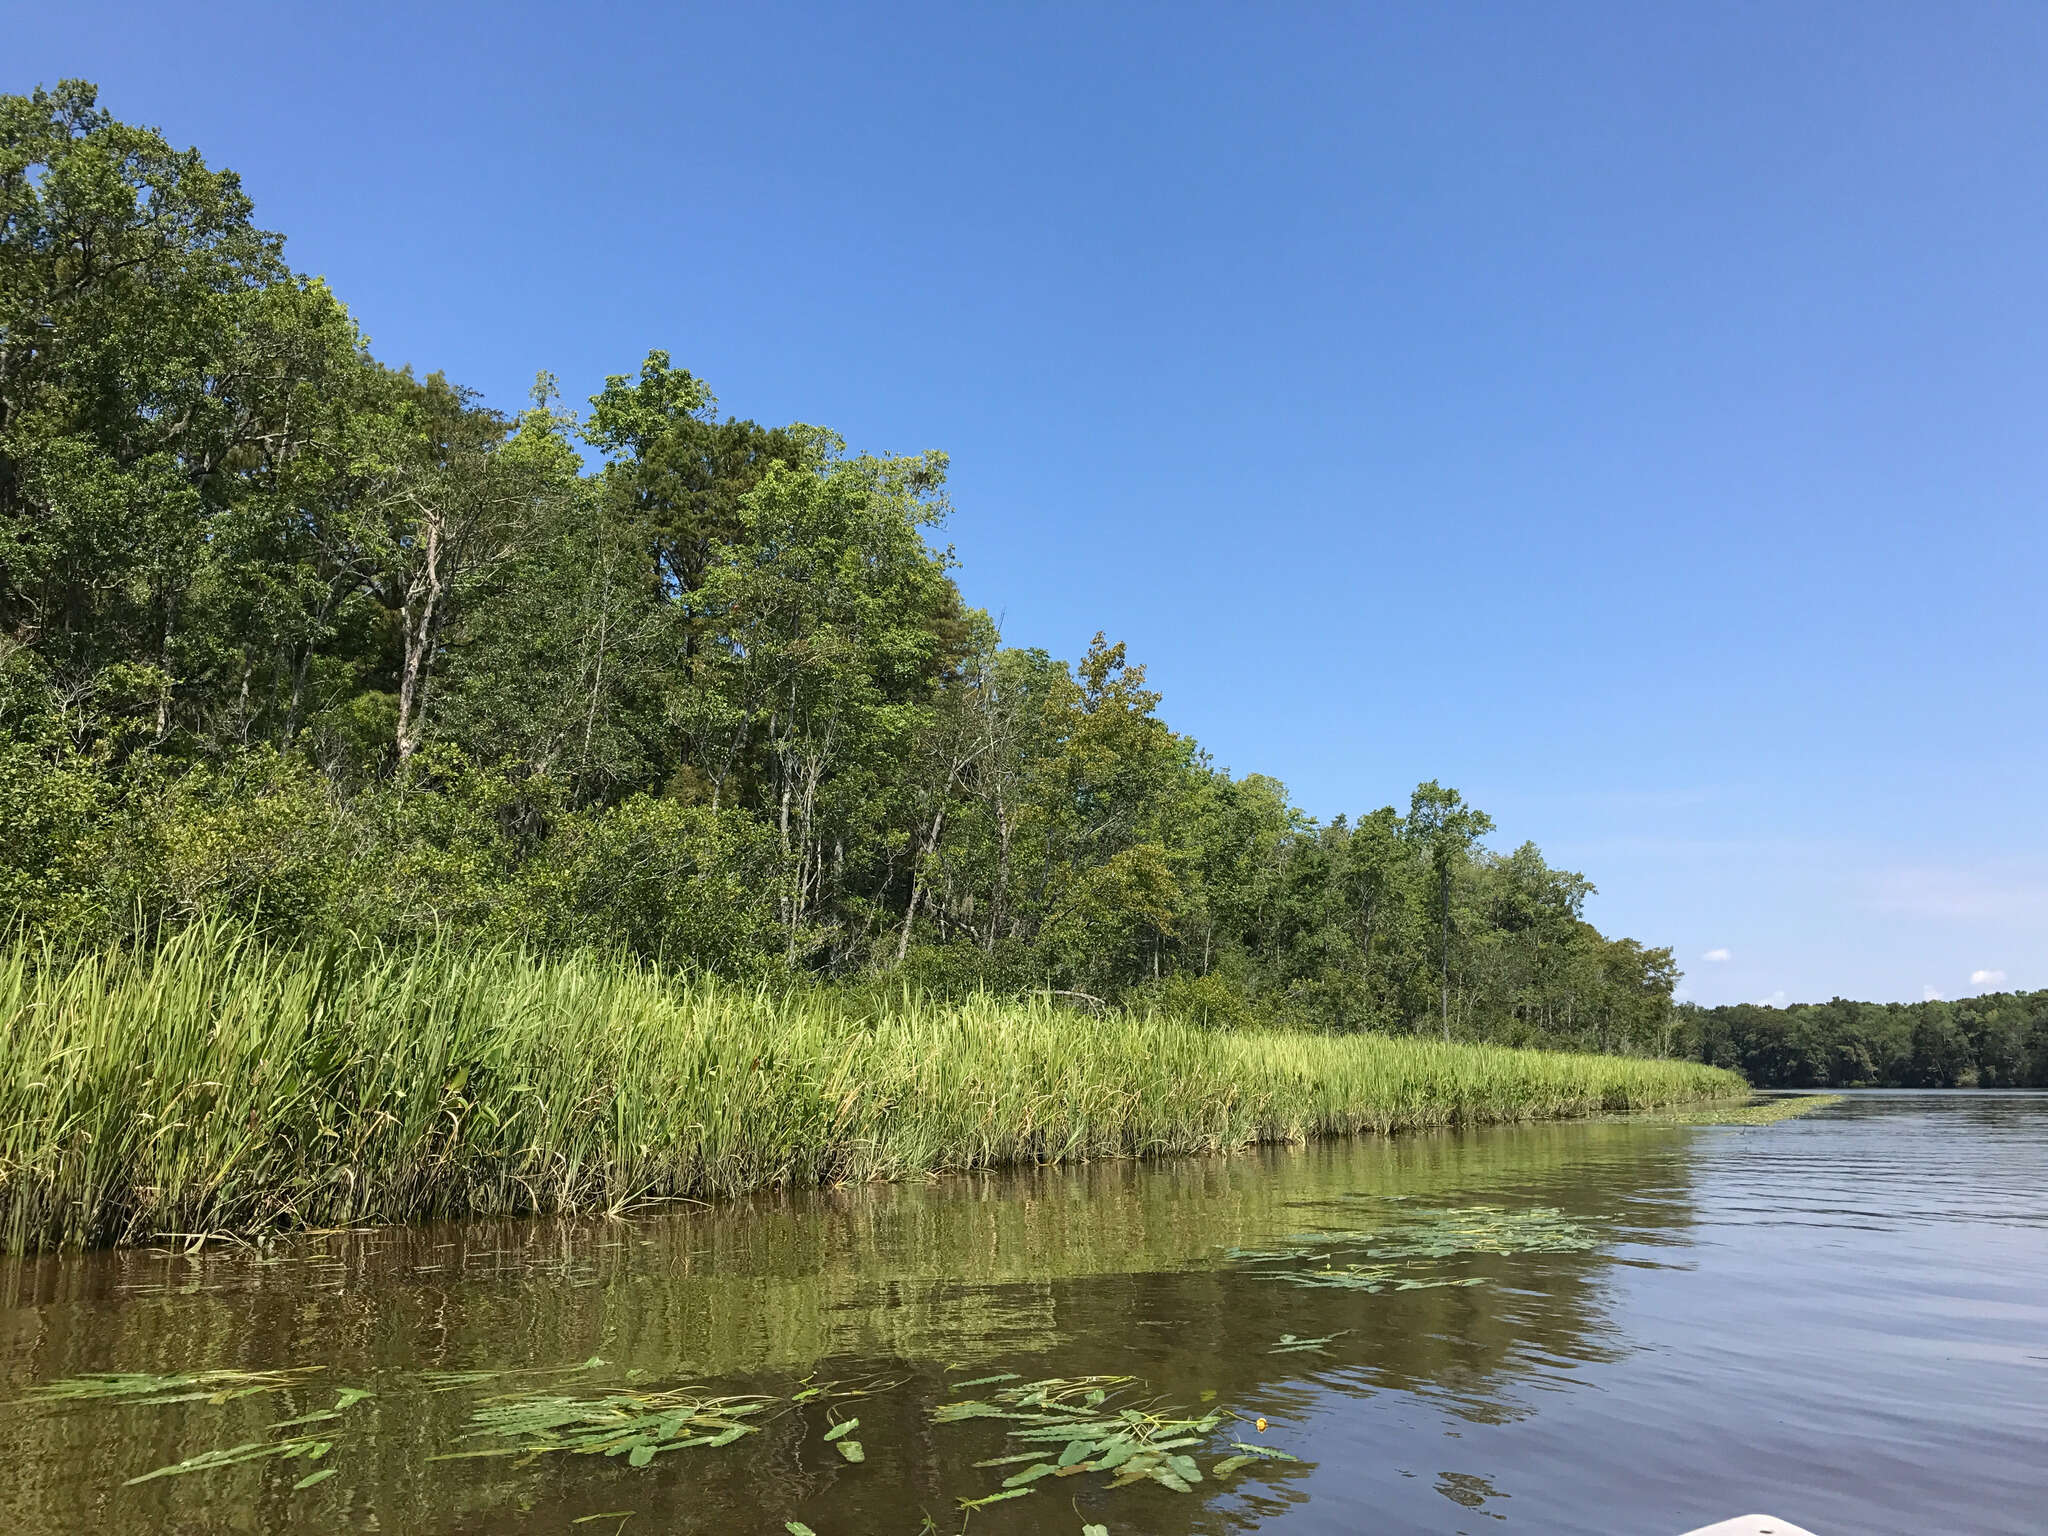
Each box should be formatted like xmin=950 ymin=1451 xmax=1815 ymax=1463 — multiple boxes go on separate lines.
xmin=26 ymin=1369 xmax=323 ymax=1406
xmin=933 ymin=1375 xmax=1276 ymax=1504
xmin=1227 ymin=1202 xmax=1601 ymax=1292
xmin=2 ymin=85 xmax=1695 ymax=1052
xmin=1685 ymin=995 xmax=2048 ymax=1088
xmin=506 ymin=796 xmax=785 ymax=974
xmin=0 ymin=923 xmax=1742 ymax=1251
xmin=21 ymin=1368 xmax=377 ymax=1490
xmin=459 ymin=1387 xmax=769 ymax=1462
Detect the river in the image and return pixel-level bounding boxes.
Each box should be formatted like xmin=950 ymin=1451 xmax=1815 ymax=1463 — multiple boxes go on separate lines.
xmin=1 ymin=1091 xmax=2041 ymax=1534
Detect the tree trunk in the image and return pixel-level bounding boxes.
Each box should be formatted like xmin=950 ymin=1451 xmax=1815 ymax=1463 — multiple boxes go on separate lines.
xmin=896 ymin=802 xmax=948 ymax=965
xmin=395 ymin=515 xmax=445 ymax=764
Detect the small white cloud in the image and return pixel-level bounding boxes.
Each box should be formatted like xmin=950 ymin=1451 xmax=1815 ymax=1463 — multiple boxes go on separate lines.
xmin=1702 ymin=947 xmax=1732 ymax=962
xmin=1923 ymin=986 xmax=1944 ymax=1002
xmin=1970 ymin=969 xmax=2008 ymax=988
xmin=1755 ymin=990 xmax=1788 ymax=1008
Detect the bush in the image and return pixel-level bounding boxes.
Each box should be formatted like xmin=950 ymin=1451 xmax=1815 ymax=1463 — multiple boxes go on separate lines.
xmin=507 ymin=796 xmax=786 ymax=973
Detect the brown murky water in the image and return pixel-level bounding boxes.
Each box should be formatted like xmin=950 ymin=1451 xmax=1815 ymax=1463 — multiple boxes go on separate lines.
xmin=2 ymin=1093 xmax=2042 ymax=1534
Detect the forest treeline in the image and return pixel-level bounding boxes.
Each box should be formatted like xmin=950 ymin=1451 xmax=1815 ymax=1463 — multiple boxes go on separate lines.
xmin=0 ymin=82 xmax=1683 ymax=1049
xmin=1683 ymin=992 xmax=2048 ymax=1088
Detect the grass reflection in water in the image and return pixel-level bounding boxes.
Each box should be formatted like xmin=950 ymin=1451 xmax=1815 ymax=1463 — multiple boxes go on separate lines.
xmin=3 ymin=1114 xmax=1741 ymax=1532
xmin=14 ymin=1198 xmax=1605 ymax=1521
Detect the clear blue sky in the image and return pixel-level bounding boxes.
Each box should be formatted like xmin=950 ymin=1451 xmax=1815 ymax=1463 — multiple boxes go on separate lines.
xmin=13 ymin=1 xmax=2044 ymax=1006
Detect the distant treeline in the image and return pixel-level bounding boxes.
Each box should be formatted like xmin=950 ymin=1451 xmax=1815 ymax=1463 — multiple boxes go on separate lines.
xmin=3 ymin=83 xmax=1678 ymax=1050
xmin=1682 ymin=992 xmax=2048 ymax=1088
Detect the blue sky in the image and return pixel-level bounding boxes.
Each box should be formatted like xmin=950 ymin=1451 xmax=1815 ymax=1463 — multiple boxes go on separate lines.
xmin=13 ymin=1 xmax=2043 ymax=1006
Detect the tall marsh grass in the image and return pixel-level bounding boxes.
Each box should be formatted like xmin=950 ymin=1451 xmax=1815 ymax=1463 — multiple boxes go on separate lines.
xmin=0 ymin=926 xmax=1745 ymax=1251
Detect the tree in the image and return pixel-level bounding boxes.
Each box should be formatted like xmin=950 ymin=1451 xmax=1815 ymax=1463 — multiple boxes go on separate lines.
xmin=687 ymin=445 xmax=960 ymax=957
xmin=308 ymin=363 xmax=556 ymax=765
xmin=1 ymin=81 xmax=357 ymax=755
xmin=583 ymin=348 xmax=805 ymax=619
xmin=892 ymin=611 xmax=998 ymax=964
xmin=431 ymin=378 xmax=666 ymax=801
xmin=1016 ymin=635 xmax=1191 ymax=991
xmin=0 ymin=84 xmax=1711 ymax=1058
xmin=1404 ymin=781 xmax=1494 ymax=1039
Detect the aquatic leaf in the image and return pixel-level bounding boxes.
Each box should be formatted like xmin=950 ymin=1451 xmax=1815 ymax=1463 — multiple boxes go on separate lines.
xmin=1108 ymin=1451 xmax=1161 ymax=1488
xmin=1228 ymin=1442 xmax=1300 ymax=1461
xmin=1211 ymin=1455 xmax=1254 ymax=1477
xmin=835 ymin=1439 xmax=864 ymax=1463
xmin=1268 ymin=1329 xmax=1349 ymax=1353
xmin=1011 ymin=1420 xmax=1129 ymax=1441
xmin=292 ymin=1465 xmax=338 ymax=1489
xmin=627 ymin=1444 xmax=654 ymax=1468
xmin=935 ymin=1371 xmax=1310 ymax=1507
xmin=126 ymin=1439 xmax=305 ymax=1483
xmin=785 ymin=1525 xmax=817 ymax=1535
xmin=951 ymin=1373 xmax=1022 ymax=1390
xmin=1084 ymin=1526 xmax=1108 ymax=1536
xmin=460 ymin=1385 xmax=769 ymax=1461
xmin=1238 ymin=1203 xmax=1604 ymax=1295
xmin=957 ymin=1487 xmax=1034 ymax=1509
xmin=823 ymin=1418 xmax=859 ymax=1442
xmin=932 ymin=1401 xmax=1005 ymax=1422
xmin=1091 ymin=1438 xmax=1139 ymax=1470
xmin=31 ymin=1369 xmax=320 ymax=1406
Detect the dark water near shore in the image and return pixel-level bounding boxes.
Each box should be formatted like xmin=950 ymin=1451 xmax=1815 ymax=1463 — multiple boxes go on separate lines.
xmin=2 ymin=1093 xmax=2042 ymax=1535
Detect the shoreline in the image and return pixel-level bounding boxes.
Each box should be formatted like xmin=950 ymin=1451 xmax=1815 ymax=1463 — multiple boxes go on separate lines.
xmin=1 ymin=928 xmax=1745 ymax=1254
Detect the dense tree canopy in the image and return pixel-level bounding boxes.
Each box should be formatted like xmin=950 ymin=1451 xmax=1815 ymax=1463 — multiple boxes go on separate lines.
xmin=1 ymin=84 xmax=1688 ymax=1049
xmin=1684 ymin=992 xmax=2048 ymax=1087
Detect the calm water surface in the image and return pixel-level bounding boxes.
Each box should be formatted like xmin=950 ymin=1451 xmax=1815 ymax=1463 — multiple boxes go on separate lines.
xmin=2 ymin=1093 xmax=2042 ymax=1534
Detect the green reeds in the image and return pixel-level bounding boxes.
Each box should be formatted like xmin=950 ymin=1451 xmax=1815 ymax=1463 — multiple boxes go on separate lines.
xmin=0 ymin=925 xmax=1746 ymax=1252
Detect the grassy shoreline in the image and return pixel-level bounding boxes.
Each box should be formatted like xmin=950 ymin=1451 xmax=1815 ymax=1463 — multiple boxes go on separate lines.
xmin=0 ymin=927 xmax=1745 ymax=1253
